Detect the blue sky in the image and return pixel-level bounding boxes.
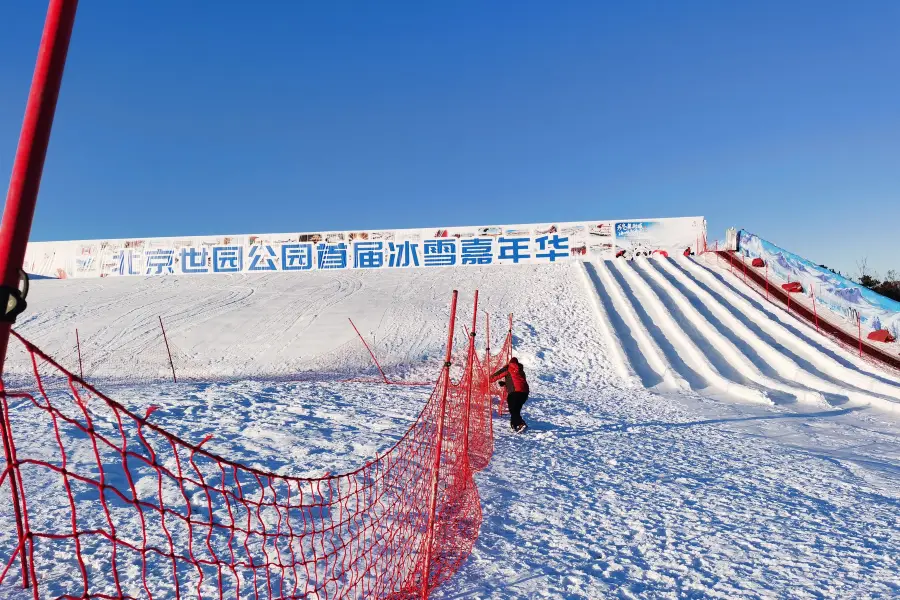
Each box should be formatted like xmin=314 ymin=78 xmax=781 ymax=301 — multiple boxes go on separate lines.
xmin=1 ymin=1 xmax=898 ymax=277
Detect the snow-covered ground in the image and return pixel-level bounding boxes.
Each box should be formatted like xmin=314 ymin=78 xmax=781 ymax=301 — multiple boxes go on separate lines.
xmin=2 ymin=260 xmax=900 ymax=598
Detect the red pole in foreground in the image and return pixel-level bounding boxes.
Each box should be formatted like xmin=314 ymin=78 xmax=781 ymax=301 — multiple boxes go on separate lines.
xmin=348 ymin=318 xmax=388 ymax=383
xmin=765 ymin=264 xmax=769 ymax=302
xmin=159 ymin=316 xmax=177 ymax=383
xmin=0 ymin=2 xmax=78 ymax=590
xmin=75 ymin=328 xmax=83 ymax=379
xmin=421 ymin=290 xmax=458 ymax=599
xmin=0 ymin=0 xmax=79 ymax=374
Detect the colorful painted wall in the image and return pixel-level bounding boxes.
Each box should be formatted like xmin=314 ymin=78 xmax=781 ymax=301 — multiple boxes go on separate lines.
xmin=738 ymin=230 xmax=900 ymax=338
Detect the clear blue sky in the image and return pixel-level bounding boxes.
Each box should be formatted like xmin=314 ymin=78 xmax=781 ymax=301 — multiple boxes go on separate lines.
xmin=2 ymin=1 xmax=898 ymax=278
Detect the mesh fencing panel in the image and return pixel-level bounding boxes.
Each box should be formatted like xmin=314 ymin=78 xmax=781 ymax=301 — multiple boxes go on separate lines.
xmin=0 ymin=302 xmax=510 ymax=599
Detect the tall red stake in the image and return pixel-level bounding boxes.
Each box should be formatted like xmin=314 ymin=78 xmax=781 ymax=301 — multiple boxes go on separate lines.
xmin=421 ymin=290 xmax=458 ymax=598
xmin=485 ymin=312 xmax=491 ymax=358
xmin=462 ymin=292 xmax=479 ymax=464
xmin=0 ymin=2 xmax=78 ymax=590
xmin=858 ymin=315 xmax=863 ymax=358
xmin=0 ymin=0 xmax=79 ymax=373
xmin=349 ymin=318 xmax=388 ymax=383
xmin=812 ymin=288 xmax=820 ymax=333
xmin=75 ymin=328 xmax=83 ymax=379
xmin=507 ymin=314 xmax=513 ymax=362
xmin=159 ymin=317 xmax=177 ymax=384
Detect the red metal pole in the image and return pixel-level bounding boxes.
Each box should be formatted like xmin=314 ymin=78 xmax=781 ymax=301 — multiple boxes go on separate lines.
xmin=462 ymin=291 xmax=479 ymax=464
xmin=421 ymin=290 xmax=458 ymax=599
xmin=507 ymin=314 xmax=513 ymax=362
xmin=0 ymin=390 xmax=30 ymax=591
xmin=858 ymin=315 xmax=863 ymax=358
xmin=348 ymin=318 xmax=388 ymax=383
xmin=742 ymin=253 xmax=747 ymax=283
xmin=0 ymin=0 xmax=79 ymax=375
xmin=765 ymin=264 xmax=769 ymax=302
xmin=485 ymin=311 xmax=494 ymax=414
xmin=485 ymin=311 xmax=490 ymax=358
xmin=812 ymin=288 xmax=820 ymax=333
xmin=787 ymin=291 xmax=791 ymax=314
xmin=159 ymin=316 xmax=177 ymax=383
xmin=0 ymin=2 xmax=78 ymax=589
xmin=75 ymin=328 xmax=83 ymax=379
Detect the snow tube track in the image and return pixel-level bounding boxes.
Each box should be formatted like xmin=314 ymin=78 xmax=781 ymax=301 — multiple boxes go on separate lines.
xmin=582 ymin=257 xmax=900 ymax=413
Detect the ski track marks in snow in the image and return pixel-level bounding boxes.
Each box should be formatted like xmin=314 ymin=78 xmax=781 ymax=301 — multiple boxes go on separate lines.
xmin=3 ymin=263 xmax=900 ymax=599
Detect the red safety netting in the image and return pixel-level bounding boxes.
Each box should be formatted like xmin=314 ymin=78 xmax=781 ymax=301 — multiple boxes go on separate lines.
xmin=0 ymin=292 xmax=498 ymax=599
xmin=483 ymin=316 xmax=513 ymax=417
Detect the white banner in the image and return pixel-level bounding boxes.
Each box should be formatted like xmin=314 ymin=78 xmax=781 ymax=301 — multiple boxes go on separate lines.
xmin=24 ymin=217 xmax=706 ymax=279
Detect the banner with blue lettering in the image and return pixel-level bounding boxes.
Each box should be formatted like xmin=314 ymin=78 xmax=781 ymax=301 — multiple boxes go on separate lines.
xmin=24 ymin=217 xmax=706 ymax=279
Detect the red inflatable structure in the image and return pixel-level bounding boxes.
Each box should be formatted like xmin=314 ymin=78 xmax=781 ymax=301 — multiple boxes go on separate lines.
xmin=868 ymin=330 xmax=897 ymax=343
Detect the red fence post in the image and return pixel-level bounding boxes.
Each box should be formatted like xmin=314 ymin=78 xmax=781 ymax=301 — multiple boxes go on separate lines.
xmin=765 ymin=264 xmax=769 ymax=302
xmin=858 ymin=314 xmax=863 ymax=358
xmin=348 ymin=318 xmax=388 ymax=384
xmin=506 ymin=314 xmax=514 ymax=363
xmin=0 ymin=1 xmax=78 ymax=589
xmin=159 ymin=316 xmax=177 ymax=384
xmin=75 ymin=328 xmax=83 ymax=379
xmin=485 ymin=312 xmax=494 ymax=415
xmin=421 ymin=290 xmax=458 ymax=599
xmin=462 ymin=291 xmax=479 ymax=463
xmin=787 ymin=291 xmax=791 ymax=314
xmin=0 ymin=0 xmax=79 ymax=373
xmin=812 ymin=288 xmax=820 ymax=333
xmin=0 ymin=388 xmax=30 ymax=591
xmin=485 ymin=312 xmax=490 ymax=357
xmin=742 ymin=253 xmax=747 ymax=283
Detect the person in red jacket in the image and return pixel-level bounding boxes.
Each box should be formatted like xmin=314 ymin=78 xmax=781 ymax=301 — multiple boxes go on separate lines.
xmin=492 ymin=357 xmax=530 ymax=433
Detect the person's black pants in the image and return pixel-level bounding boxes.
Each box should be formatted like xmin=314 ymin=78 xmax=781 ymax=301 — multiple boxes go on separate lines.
xmin=506 ymin=391 xmax=528 ymax=429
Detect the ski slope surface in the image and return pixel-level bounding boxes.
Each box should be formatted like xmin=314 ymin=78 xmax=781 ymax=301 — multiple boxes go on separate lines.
xmin=2 ymin=260 xmax=900 ymax=599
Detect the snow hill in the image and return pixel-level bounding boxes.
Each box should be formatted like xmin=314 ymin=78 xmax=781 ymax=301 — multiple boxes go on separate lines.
xmin=3 ymin=256 xmax=900 ymax=598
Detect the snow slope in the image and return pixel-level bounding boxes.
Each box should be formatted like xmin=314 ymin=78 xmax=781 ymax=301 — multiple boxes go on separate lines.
xmin=584 ymin=257 xmax=900 ymax=412
xmin=2 ymin=261 xmax=900 ymax=598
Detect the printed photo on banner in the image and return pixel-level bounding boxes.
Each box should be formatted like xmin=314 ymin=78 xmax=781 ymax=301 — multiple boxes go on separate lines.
xmin=22 ymin=217 xmax=706 ymax=278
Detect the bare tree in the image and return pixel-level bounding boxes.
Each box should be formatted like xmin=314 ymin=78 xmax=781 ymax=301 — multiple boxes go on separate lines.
xmin=856 ymin=257 xmax=871 ymax=280
xmin=856 ymin=257 xmax=880 ymax=288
